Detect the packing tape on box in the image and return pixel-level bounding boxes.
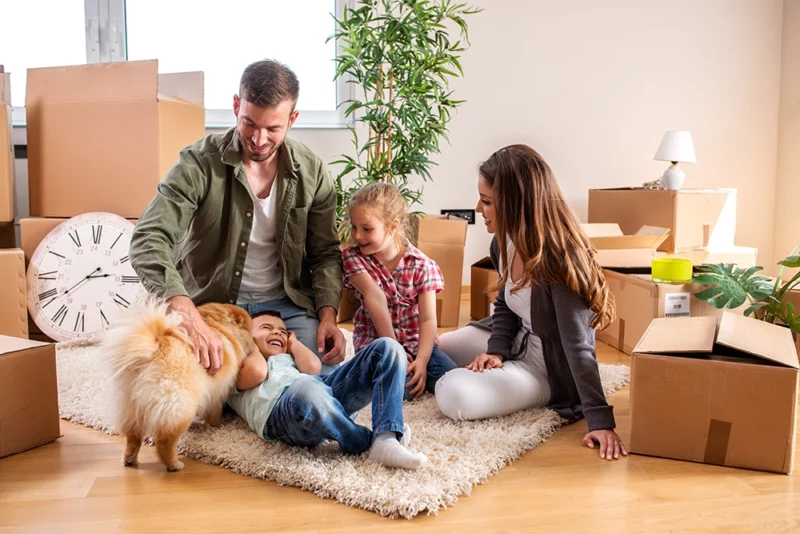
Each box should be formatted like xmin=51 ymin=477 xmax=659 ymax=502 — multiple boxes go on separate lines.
xmin=618 ymin=318 xmax=626 ymax=353
xmin=703 ymin=419 xmax=732 ymax=465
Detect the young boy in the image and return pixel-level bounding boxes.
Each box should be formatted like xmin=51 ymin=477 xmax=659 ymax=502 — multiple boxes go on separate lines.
xmin=227 ymin=310 xmax=427 ymax=469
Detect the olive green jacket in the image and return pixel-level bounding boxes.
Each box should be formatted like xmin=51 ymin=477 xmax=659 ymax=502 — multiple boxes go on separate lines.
xmin=130 ymin=128 xmax=343 ymax=315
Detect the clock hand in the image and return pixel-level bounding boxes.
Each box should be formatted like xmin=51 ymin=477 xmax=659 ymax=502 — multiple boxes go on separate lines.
xmin=63 ymin=267 xmax=102 ymax=295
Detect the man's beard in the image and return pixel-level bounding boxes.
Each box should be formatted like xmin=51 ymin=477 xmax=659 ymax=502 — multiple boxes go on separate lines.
xmin=239 ymin=133 xmax=281 ymax=162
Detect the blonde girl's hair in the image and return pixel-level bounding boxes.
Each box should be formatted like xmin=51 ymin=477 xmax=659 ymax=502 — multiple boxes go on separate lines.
xmin=479 ymin=144 xmax=615 ymax=330
xmin=347 ymin=182 xmax=408 ymax=247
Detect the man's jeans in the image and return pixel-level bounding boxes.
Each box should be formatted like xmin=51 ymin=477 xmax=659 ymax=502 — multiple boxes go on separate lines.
xmin=264 ymin=338 xmax=407 ymax=454
xmin=241 ymin=297 xmax=338 ymax=375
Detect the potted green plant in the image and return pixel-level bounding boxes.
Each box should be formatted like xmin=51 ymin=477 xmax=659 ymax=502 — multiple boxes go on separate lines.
xmin=328 ymin=0 xmax=481 ymax=241
xmin=692 ymin=246 xmax=800 ymax=339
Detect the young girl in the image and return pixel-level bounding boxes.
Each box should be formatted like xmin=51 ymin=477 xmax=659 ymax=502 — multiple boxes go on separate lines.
xmin=343 ymin=182 xmax=457 ymax=401
xmin=434 ymin=144 xmax=627 ymax=461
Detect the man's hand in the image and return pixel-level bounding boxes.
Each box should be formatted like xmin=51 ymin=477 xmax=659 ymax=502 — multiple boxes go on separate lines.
xmin=466 ymin=353 xmax=504 ymax=372
xmin=168 ymin=296 xmax=223 ymax=375
xmin=317 ymin=307 xmax=345 ymax=365
xmin=405 ymin=358 xmax=428 ymax=399
xmin=583 ymin=429 xmax=628 ymax=461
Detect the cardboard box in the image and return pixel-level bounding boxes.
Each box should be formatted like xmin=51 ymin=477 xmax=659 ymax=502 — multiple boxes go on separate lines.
xmin=588 ymin=188 xmax=737 ymax=253
xmin=666 ymin=246 xmax=758 ymax=268
xmin=336 ymin=288 xmax=359 ymax=324
xmin=0 ymin=249 xmax=28 ymax=339
xmin=26 ymin=60 xmax=205 ymax=218
xmin=416 ymin=215 xmax=468 ymax=327
xmin=0 ymin=221 xmax=15 ymax=248
xmin=582 ymin=223 xmax=669 ymax=268
xmin=0 ymin=72 xmax=13 ymax=222
xmin=0 ymin=335 xmax=60 ymax=458
xmin=630 ymin=312 xmax=799 ymax=474
xmin=598 ymin=269 xmax=745 ymax=354
xmin=470 ymin=256 xmax=499 ymax=320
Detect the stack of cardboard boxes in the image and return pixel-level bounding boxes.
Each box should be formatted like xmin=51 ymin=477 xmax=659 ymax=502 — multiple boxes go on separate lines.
xmin=0 ymin=60 xmax=204 ymax=458
xmin=586 ymin=188 xmax=757 ymax=354
xmin=20 ymin=60 xmax=205 ymax=341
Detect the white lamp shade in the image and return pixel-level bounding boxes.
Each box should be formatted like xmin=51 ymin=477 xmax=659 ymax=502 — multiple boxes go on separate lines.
xmin=653 ymin=130 xmax=697 ymax=163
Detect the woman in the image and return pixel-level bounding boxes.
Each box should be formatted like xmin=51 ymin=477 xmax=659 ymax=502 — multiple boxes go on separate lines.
xmin=434 ymin=144 xmax=627 ymax=461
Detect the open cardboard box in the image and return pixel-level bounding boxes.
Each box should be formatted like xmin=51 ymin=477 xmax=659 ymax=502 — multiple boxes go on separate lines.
xmin=630 ymin=312 xmax=799 ymax=474
xmin=588 ymin=188 xmax=737 ymax=253
xmin=470 ymin=256 xmax=499 ymax=321
xmin=26 ymin=60 xmax=205 ymax=218
xmin=0 ymin=71 xmax=13 ymax=222
xmin=0 ymin=335 xmax=60 ymax=458
xmin=598 ymin=269 xmax=747 ymax=354
xmin=416 ymin=215 xmax=468 ymax=327
xmin=582 ymin=223 xmax=669 ymax=268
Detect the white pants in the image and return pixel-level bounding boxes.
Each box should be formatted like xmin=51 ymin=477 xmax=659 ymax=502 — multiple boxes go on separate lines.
xmin=434 ymin=326 xmax=551 ymax=420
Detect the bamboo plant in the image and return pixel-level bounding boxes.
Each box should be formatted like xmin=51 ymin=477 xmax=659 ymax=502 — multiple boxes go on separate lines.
xmin=328 ymin=0 xmax=481 ymax=240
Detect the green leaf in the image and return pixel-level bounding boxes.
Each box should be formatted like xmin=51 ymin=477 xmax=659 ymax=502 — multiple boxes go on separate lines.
xmin=692 ymin=263 xmax=774 ymax=309
xmin=780 ymin=256 xmax=800 ymax=268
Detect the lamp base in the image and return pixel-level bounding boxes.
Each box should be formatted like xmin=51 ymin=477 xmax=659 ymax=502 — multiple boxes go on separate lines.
xmin=661 ymin=163 xmax=685 ymax=190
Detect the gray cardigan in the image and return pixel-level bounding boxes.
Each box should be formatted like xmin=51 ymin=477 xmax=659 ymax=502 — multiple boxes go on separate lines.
xmin=471 ymin=237 xmax=615 ymax=431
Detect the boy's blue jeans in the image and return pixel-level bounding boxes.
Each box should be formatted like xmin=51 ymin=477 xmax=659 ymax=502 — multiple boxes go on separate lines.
xmin=264 ymin=338 xmax=407 ymax=454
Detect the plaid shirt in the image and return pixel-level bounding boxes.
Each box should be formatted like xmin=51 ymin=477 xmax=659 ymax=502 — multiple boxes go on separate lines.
xmin=343 ymin=242 xmax=444 ymax=356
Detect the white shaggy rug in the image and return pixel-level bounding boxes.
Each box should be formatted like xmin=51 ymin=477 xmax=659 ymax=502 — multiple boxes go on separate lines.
xmin=55 ymin=331 xmax=630 ymax=519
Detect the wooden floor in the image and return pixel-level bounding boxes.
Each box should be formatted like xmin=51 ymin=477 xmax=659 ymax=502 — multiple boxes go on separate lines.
xmin=2 ymin=294 xmax=800 ymax=533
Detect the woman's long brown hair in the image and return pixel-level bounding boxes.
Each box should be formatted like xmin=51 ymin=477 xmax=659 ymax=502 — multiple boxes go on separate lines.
xmin=481 ymin=144 xmax=615 ymax=330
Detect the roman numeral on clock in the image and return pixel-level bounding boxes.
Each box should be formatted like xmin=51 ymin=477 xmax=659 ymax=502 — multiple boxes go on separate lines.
xmin=110 ymin=232 xmax=123 ymax=250
xmin=52 ymin=305 xmax=68 ymax=326
xmin=100 ymin=309 xmax=109 ymax=327
xmin=113 ymin=293 xmax=131 ymax=309
xmin=92 ymin=224 xmax=103 ymax=245
xmin=121 ymin=275 xmax=139 ymax=283
xmin=74 ymin=312 xmax=85 ymax=333
xmin=119 ymin=255 xmax=130 ymax=264
xmin=38 ymin=270 xmax=58 ymax=280
xmin=48 ymin=250 xmax=65 ymax=259
xmin=69 ymin=230 xmax=81 ymax=248
xmin=38 ymin=288 xmax=57 ymax=301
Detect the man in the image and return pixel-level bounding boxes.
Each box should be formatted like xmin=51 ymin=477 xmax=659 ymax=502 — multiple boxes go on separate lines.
xmin=130 ymin=59 xmax=345 ymax=375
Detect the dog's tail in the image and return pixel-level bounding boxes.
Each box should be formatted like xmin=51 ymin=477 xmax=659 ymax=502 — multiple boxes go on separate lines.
xmin=103 ymin=297 xmax=196 ymax=435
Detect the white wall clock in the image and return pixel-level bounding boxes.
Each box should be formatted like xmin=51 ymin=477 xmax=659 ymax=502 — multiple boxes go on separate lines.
xmin=26 ymin=212 xmax=147 ymax=341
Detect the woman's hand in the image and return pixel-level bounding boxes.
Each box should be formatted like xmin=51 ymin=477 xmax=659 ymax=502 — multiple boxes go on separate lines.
xmin=466 ymin=353 xmax=504 ymax=372
xmin=583 ymin=429 xmax=628 ymax=461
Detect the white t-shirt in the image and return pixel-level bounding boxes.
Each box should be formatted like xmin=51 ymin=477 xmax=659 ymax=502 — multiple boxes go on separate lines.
xmin=237 ymin=180 xmax=287 ymax=304
xmin=502 ymin=240 xmax=548 ymax=378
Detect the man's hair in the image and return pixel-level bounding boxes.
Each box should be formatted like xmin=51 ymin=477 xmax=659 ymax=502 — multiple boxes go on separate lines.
xmin=250 ymin=309 xmax=283 ymax=321
xmin=239 ymin=60 xmax=300 ymax=109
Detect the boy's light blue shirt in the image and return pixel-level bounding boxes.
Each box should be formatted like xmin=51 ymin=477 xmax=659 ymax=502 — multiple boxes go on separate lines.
xmin=227 ymin=353 xmax=301 ymax=440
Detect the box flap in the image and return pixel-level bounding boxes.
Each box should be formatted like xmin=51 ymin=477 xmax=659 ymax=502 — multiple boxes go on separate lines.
xmin=582 ymin=223 xmax=624 ymax=238
xmin=158 ymin=72 xmax=205 ymax=107
xmin=717 ymin=312 xmax=799 ymax=369
xmin=633 ymin=315 xmax=718 ymax=354
xmin=0 ymin=72 xmax=10 ymax=105
xmin=26 ymin=60 xmax=159 ymax=105
xmin=417 ymin=214 xmax=468 ymax=245
xmin=583 ymin=223 xmax=669 ymax=250
xmin=471 ymin=256 xmax=494 ymax=269
xmin=0 ymin=334 xmax=50 ymax=356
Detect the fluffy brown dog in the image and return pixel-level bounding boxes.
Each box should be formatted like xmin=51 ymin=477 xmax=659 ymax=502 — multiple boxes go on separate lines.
xmin=105 ymin=299 xmax=254 ymax=471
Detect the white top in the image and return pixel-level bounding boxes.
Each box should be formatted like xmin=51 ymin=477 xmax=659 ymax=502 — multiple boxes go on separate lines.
xmin=501 ymin=239 xmax=548 ymax=378
xmin=237 ymin=180 xmax=287 ymax=304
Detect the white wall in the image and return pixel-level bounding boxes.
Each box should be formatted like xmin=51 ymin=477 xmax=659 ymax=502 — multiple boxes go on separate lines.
xmin=12 ymin=0 xmax=787 ymax=285
xmin=774 ymin=0 xmax=800 ymax=276
xmin=294 ymin=0 xmax=785 ymax=283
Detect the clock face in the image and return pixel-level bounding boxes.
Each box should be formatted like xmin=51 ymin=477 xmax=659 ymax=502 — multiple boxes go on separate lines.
xmin=27 ymin=212 xmax=147 ymax=341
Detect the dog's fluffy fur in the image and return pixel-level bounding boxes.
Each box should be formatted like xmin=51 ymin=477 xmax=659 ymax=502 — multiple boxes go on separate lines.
xmin=104 ymin=299 xmax=254 ymax=471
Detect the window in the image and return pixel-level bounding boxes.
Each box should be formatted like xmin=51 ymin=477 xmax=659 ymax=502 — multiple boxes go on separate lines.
xmin=6 ymin=0 xmax=348 ymax=128
xmin=2 ymin=0 xmax=88 ymax=109
xmin=125 ymin=0 xmax=344 ymax=127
